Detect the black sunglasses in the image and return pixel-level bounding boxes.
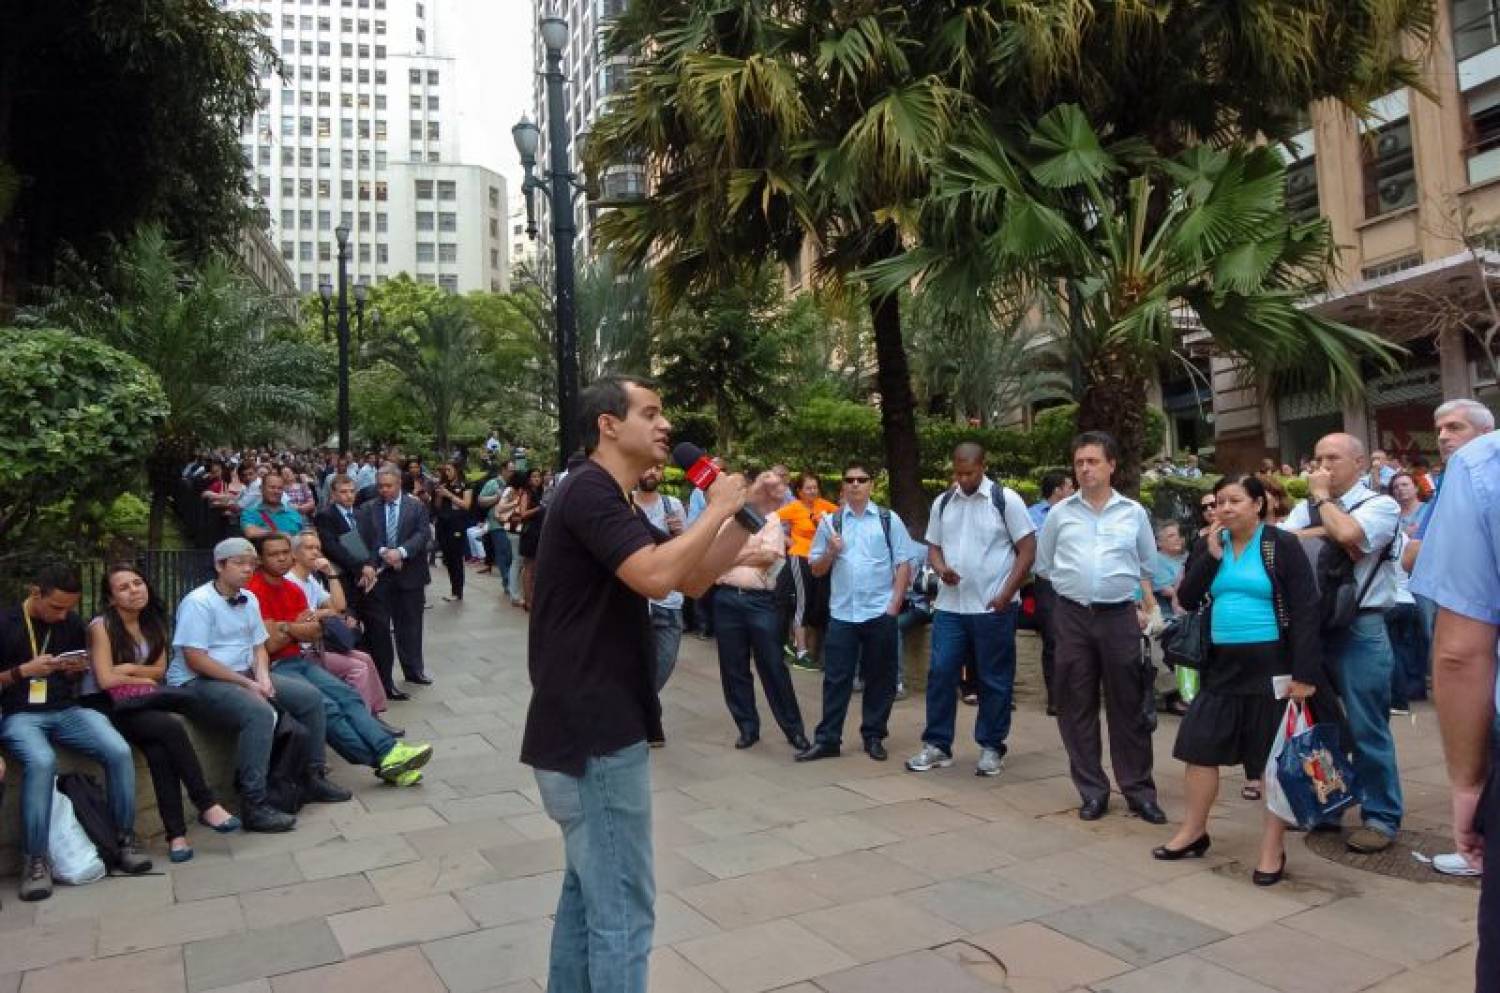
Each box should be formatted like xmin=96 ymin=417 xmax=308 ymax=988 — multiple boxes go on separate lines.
xmin=843 ymin=476 xmax=871 ymax=484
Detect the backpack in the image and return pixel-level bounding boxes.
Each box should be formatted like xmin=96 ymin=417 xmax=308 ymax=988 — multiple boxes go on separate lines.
xmin=1313 ymin=495 xmax=1396 ymax=633
xmin=262 ymin=709 xmax=312 ymax=815
xmin=56 ymin=772 xmax=121 ymax=870
xmin=936 ymin=479 xmax=1020 ymax=546
xmin=830 ymin=505 xmax=893 ymax=566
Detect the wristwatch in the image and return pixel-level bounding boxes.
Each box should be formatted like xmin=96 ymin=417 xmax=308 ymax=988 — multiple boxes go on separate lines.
xmin=1307 ymin=496 xmax=1326 ymax=510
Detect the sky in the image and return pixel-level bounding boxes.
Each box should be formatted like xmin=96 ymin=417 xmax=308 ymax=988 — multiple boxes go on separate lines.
xmin=445 ymin=0 xmax=536 ymax=210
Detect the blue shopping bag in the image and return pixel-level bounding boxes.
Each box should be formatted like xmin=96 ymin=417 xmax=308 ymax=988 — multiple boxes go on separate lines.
xmin=1274 ymin=701 xmax=1359 ymax=830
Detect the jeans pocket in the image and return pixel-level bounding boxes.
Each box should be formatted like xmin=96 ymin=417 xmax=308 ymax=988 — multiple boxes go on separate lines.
xmin=535 ymin=768 xmax=583 ymax=826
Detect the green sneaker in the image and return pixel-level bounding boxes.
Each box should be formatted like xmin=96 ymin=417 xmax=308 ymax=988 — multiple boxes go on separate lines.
xmin=377 ymin=741 xmax=434 ymax=782
xmin=387 ymin=769 xmax=423 ymax=787
xmin=790 ymin=651 xmax=821 ymax=672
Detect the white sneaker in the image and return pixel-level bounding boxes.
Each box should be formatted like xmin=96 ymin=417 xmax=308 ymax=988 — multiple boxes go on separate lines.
xmin=1432 ymin=853 xmax=1481 ymax=877
xmin=975 ymin=748 xmax=1004 ymax=778
xmin=905 ymin=743 xmax=953 ymax=773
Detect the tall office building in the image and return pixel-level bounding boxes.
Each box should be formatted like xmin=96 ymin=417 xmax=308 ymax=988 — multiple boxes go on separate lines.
xmin=231 ymin=0 xmax=509 ymax=295
xmin=530 ymin=0 xmax=644 ymax=260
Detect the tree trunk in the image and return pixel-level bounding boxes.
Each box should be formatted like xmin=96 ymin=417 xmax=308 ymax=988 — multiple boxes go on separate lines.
xmin=1077 ymin=346 xmax=1151 ymax=499
xmin=147 ymin=486 xmax=168 ymax=550
xmin=869 ymin=290 xmax=923 ymax=531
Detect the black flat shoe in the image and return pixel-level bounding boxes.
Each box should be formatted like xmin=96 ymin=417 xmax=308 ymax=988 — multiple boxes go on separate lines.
xmin=406 ymin=674 xmax=434 ymax=686
xmin=1252 ymin=854 xmax=1286 ymax=887
xmin=734 ymin=732 xmax=759 ymax=750
xmin=1152 ymin=834 xmax=1211 ymax=861
xmin=1129 ymin=800 xmax=1169 ymax=825
xmin=794 ymin=742 xmax=840 ymax=763
xmin=789 ymin=733 xmax=810 ymax=751
xmin=864 ymin=739 xmax=888 ymax=762
xmin=386 ymin=688 xmax=411 ymax=702
xmin=1079 ymin=797 xmax=1108 ymax=821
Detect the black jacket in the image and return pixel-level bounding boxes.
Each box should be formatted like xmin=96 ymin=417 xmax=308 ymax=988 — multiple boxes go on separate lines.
xmin=314 ymin=502 xmax=365 ymax=579
xmin=1177 ymin=524 xmax=1326 ymax=687
xmin=355 ymin=493 xmax=432 ymax=590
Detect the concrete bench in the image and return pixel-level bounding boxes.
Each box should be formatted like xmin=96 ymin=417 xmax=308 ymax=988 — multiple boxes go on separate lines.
xmin=0 ymin=716 xmax=239 ymax=872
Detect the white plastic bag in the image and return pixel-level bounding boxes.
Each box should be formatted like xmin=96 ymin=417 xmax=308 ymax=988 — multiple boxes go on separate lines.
xmin=1264 ymin=700 xmax=1310 ymax=826
xmin=465 ymin=524 xmax=487 ymax=559
xmin=48 ymin=786 xmax=106 ymax=885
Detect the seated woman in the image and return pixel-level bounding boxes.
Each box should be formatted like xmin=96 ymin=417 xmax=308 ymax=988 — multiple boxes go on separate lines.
xmin=89 ymin=564 xmax=240 ymax=863
xmin=1152 ymin=474 xmax=1335 ymax=887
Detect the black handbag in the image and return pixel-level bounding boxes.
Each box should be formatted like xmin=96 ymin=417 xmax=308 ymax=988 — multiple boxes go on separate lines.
xmin=321 ymin=616 xmax=359 ymax=653
xmin=1161 ymin=602 xmax=1209 ymax=671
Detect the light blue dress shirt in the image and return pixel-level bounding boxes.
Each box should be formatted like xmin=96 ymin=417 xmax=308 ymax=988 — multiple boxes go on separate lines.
xmin=168 ymin=584 xmax=268 ymax=686
xmin=1027 ymin=501 xmax=1050 ymax=532
xmin=811 ymin=503 xmax=920 ymax=623
xmin=686 ymin=487 xmax=707 ymax=525
xmin=1035 ymin=490 xmax=1155 ymax=605
xmin=1409 ymin=432 xmax=1500 ymax=713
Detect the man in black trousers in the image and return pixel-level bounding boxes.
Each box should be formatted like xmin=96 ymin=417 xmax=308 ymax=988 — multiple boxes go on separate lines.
xmin=354 ymin=464 xmax=433 ymax=698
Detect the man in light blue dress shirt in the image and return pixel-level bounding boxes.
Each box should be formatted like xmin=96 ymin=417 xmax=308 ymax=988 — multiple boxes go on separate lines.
xmin=1035 ymin=432 xmax=1163 ymax=823
xmin=796 ymin=461 xmax=919 ymax=763
xmin=1409 ymin=429 xmax=1500 ymax=992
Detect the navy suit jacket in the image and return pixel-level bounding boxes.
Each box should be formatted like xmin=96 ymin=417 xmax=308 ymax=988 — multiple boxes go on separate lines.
xmin=356 ymin=493 xmax=432 ymax=590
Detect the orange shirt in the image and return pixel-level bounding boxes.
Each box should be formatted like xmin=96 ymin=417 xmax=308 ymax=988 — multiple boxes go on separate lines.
xmin=780 ymin=498 xmax=838 ymax=558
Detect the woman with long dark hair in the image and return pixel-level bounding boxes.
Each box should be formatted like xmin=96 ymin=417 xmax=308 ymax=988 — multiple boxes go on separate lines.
xmin=775 ymin=471 xmax=837 ymax=667
xmin=1152 ymin=474 xmax=1334 ymax=886
xmin=515 ymin=467 xmax=546 ymax=610
xmin=88 ymin=565 xmax=239 ymax=862
xmin=431 ymin=460 xmax=473 ymax=602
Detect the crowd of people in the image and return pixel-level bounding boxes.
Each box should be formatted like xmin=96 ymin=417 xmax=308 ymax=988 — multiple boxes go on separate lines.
xmin=516 ymin=377 xmax=1498 ymax=993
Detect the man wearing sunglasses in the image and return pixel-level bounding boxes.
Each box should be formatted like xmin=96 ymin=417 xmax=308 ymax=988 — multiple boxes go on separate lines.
xmin=797 ymin=461 xmax=921 ymax=763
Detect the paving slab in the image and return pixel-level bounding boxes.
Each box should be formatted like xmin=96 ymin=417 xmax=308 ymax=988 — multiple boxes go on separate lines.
xmin=793 ymin=893 xmax=966 ymax=963
xmin=97 ymin=894 xmax=244 ymax=956
xmin=908 ymin=874 xmax=1066 ymax=932
xmin=326 ymin=891 xmax=476 ymax=956
xmin=1196 ymin=923 xmax=1406 ymax=993
xmin=811 ymin=948 xmax=1002 ymax=993
xmin=0 ymin=920 xmax=97 ymax=976
xmin=964 ymin=920 xmax=1132 ymax=989
xmin=1040 ymin=894 xmax=1229 ymax=967
xmin=171 ymin=854 xmax=303 ymax=903
xmin=18 ymin=945 xmax=184 ymax=993
xmin=1091 ymin=952 xmax=1281 ymax=993
xmin=453 ymin=871 xmax=565 ymax=928
xmin=268 ymin=946 xmax=446 ymax=993
xmin=291 ymin=835 xmax=419 ymax=881
xmin=237 ymin=874 xmax=381 ymax=930
xmin=182 ymin=920 xmax=342 ymax=993
xmin=420 ymin=919 xmax=552 ymax=993
xmin=675 ymin=918 xmax=857 ymax=993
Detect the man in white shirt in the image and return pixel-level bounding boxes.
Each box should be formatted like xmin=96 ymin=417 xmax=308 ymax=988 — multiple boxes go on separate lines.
xmin=907 ymin=443 xmax=1036 ymax=777
xmin=1036 ymin=431 xmax=1163 ymax=824
xmin=1282 ymin=432 xmax=1403 ymax=853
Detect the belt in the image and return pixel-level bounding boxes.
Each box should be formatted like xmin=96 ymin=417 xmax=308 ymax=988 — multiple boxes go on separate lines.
xmin=716 ymin=584 xmax=775 ymax=595
xmin=1063 ymin=598 xmax=1133 ymax=613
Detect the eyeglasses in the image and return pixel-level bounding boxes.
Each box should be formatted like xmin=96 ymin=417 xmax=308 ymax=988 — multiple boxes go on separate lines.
xmin=1199 ymin=500 xmax=1216 ymax=510
xmin=842 ymin=476 xmax=871 ymax=484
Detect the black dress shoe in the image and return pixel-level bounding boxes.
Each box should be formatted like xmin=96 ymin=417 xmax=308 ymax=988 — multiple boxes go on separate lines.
xmin=1079 ymin=797 xmax=1108 ymax=821
xmin=1152 ymin=834 xmax=1211 ymax=861
xmin=734 ymin=732 xmax=759 ymax=750
xmin=864 ymin=739 xmax=888 ymax=762
xmin=374 ymin=716 xmax=406 ymax=737
xmin=789 ymin=733 xmax=810 ymax=751
xmin=794 ymin=742 xmax=840 ymax=762
xmin=405 ymin=674 xmax=434 ymax=686
xmin=1252 ymin=853 xmax=1287 ymax=887
xmin=242 ymin=803 xmax=297 ymax=833
xmin=1129 ymin=799 xmax=1168 ymax=825
xmin=386 ymin=688 xmax=411 ymax=702
xmin=304 ymin=773 xmax=353 ymax=804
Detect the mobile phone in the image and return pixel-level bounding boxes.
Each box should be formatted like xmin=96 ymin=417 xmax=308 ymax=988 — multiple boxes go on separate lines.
xmin=54 ymin=650 xmax=89 ymax=668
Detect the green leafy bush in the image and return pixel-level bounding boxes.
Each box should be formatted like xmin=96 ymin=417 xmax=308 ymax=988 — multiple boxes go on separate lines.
xmin=1030 ymin=403 xmax=1167 ymax=467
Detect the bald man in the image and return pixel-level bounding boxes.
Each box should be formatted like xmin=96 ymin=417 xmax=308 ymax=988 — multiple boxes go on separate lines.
xmin=1282 ymin=432 xmax=1403 ymax=853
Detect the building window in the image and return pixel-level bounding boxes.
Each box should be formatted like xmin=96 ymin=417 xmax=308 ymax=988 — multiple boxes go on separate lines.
xmin=1362 ymin=120 xmax=1417 ymax=218
xmin=416 ymin=211 xmax=435 ymax=231
xmin=342 ymin=180 xmax=354 ymax=198
xmin=319 ymin=242 xmax=332 ymax=262
xmin=282 ymin=239 xmax=295 ymax=260
xmin=490 ymin=249 xmax=500 ymax=269
xmin=374 ymin=120 xmax=386 ymax=139
xmin=1285 ymin=156 xmax=1319 ymax=223
xmin=341 ymin=211 xmax=353 ymax=230
xmin=410 ymin=94 xmax=422 ymax=110
xmin=438 ymin=212 xmax=456 ymax=232
xmin=358 ymin=243 xmax=371 ymax=262
xmin=417 ymin=273 xmax=435 ymax=285
xmin=257 ymin=175 xmax=272 ymax=197
xmin=489 ymin=218 xmax=499 ymax=237
xmin=341 ymin=119 xmax=354 ymax=139
xmin=375 ymin=94 xmax=386 ymax=110
xmin=1455 ymin=1 xmax=1500 ymax=61
xmin=416 ymin=243 xmax=435 ymax=262
xmin=282 ymin=147 xmax=295 ymax=166
xmin=409 ymin=69 xmax=422 ymax=85
xmin=375 ymin=69 xmax=386 ymax=84
xmin=428 ymin=95 xmax=439 ymax=111
xmin=375 ymin=150 xmax=387 ymax=168
xmin=318 ymin=117 xmax=331 ymax=138
xmin=428 ymin=70 xmax=439 ymax=85
xmin=359 ymin=181 xmax=371 ymax=200
xmin=1466 ymin=83 xmax=1500 ymax=185
xmin=298 ymin=146 xmax=313 ymax=167
xmin=437 ymin=180 xmax=456 ymax=200
xmin=488 ymin=186 xmax=500 ymax=208
xmin=375 ymin=180 xmax=388 ymax=201
xmin=282 ymin=209 xmax=296 ymax=229
xmin=358 ymin=120 xmax=370 ymax=139
xmin=427 ymin=121 xmax=439 ymax=140
xmin=300 ymin=241 xmax=313 ymax=261
xmin=359 ymin=211 xmax=371 ymax=230
xmin=416 ymin=27 xmax=425 ymax=44
xmin=428 ymin=151 xmax=440 ymax=163
xmin=415 ymin=179 xmax=434 ymax=199
xmin=282 ymin=178 xmax=296 ymax=198
xmin=317 ymin=179 xmax=331 ymax=198
xmin=438 ymin=243 xmax=457 ymax=262
xmin=257 ymin=145 xmax=271 ymax=166
xmin=1360 ymin=253 xmax=1423 ymax=281
xmin=438 ymin=274 xmax=458 ymax=293
xmin=299 ymin=209 xmax=313 ymax=229
xmin=376 ymin=212 xmax=388 ymax=232
xmin=318 ymin=147 xmax=331 ymax=167
xmin=410 ymin=121 xmax=423 ymax=139
xmin=300 ymin=273 xmax=313 ymax=292
xmin=298 ymin=178 xmax=314 ymax=197
xmin=318 ymin=209 xmax=331 ymax=230
xmin=359 ymin=149 xmax=370 ymax=168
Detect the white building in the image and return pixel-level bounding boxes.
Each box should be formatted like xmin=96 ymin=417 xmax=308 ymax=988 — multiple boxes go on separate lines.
xmin=531 ymin=0 xmax=644 ymax=260
xmin=231 ymin=0 xmax=509 ymax=294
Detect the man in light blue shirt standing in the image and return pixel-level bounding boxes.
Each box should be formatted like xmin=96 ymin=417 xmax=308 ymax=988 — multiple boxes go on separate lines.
xmin=1409 ymin=429 xmax=1500 ymax=992
xmin=797 ymin=460 xmax=918 ymax=763
xmin=1036 ymin=431 xmax=1163 ymax=824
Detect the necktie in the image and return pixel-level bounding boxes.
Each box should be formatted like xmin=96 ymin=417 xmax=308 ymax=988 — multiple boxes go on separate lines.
xmin=342 ymin=507 xmax=355 ymax=531
xmin=385 ymin=501 xmax=399 ymax=548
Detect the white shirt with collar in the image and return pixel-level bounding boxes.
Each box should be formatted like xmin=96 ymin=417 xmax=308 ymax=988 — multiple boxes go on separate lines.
xmin=1282 ymin=481 xmax=1400 ymax=612
xmin=924 ymin=478 xmax=1035 ymax=613
xmin=1035 ymin=489 xmax=1155 ymax=605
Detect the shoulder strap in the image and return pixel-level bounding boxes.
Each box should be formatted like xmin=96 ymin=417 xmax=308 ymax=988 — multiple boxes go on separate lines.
xmin=878 ymin=508 xmax=893 ymax=566
xmin=938 ymin=490 xmax=954 ymax=516
xmin=990 ymin=480 xmax=1014 ymax=545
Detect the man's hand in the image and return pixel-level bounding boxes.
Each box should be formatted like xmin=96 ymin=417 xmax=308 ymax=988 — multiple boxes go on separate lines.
xmin=1137 ymin=606 xmax=1151 ymax=632
xmin=359 ymin=565 xmax=378 ymax=591
xmin=255 ymin=673 xmax=276 ymax=699
xmin=1453 ymin=785 xmax=1485 ymax=871
xmin=705 ymin=472 xmax=748 ymax=515
xmin=665 ymin=512 xmax=684 ymax=537
xmin=381 ymin=547 xmax=404 ymax=568
xmin=938 ymin=566 xmax=961 ymax=586
xmin=885 ymin=596 xmax=903 ymax=617
xmin=825 ymin=531 xmax=845 ymax=557
xmin=1205 ymin=526 xmax=1224 ymax=560
xmin=314 ymin=555 xmax=335 ymax=576
xmin=1288 ymin=680 xmax=1317 ymax=701
xmin=1307 ymin=467 xmax=1333 ymax=502
xmin=19 ymin=655 xmax=64 ymax=679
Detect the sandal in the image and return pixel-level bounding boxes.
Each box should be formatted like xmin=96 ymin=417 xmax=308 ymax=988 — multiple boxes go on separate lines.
xmin=1241 ymin=783 xmax=1263 ymax=801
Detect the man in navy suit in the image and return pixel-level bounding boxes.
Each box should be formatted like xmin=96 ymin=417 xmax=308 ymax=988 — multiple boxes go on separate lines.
xmin=354 ymin=464 xmax=433 ymax=698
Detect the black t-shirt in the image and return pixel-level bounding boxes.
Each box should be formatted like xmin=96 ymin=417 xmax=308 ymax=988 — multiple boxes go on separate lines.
xmin=433 ymin=478 xmax=471 ymax=530
xmin=0 ymin=605 xmax=88 ymax=713
xmin=521 ymin=460 xmax=664 ymax=775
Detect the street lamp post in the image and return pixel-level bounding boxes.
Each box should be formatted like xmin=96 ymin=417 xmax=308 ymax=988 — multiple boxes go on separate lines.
xmin=514 ymin=14 xmax=583 ymax=467
xmin=320 ymin=225 xmax=364 ymax=456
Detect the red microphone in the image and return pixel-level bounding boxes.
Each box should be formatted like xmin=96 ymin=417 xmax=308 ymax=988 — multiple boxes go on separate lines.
xmin=671 ymin=443 xmax=765 ymax=532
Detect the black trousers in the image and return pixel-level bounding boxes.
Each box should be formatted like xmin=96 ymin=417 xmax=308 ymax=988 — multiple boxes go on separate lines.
xmin=816 ymin=614 xmax=898 ymax=747
xmin=1033 ymin=578 xmax=1058 ymax=707
xmin=436 ymin=522 xmax=467 ymax=598
xmin=713 ymin=587 xmax=805 ymax=742
xmin=1052 ymin=597 xmax=1157 ymax=806
xmin=1480 ymin=735 xmax=1500 ymax=993
xmin=110 ymin=704 xmax=217 ymax=840
xmin=360 ymin=580 xmax=427 ymax=691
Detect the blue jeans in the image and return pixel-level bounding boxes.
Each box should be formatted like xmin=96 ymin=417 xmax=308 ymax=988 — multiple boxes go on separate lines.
xmin=650 ymin=605 xmax=682 ymax=692
xmin=489 ymin=530 xmax=514 ymax=594
xmin=0 ymin=708 xmax=136 ymax=856
xmin=274 ymin=657 xmax=395 ymax=768
xmin=535 ymin=742 xmax=654 ymax=993
xmin=1330 ymin=612 xmax=1404 ymax=837
xmin=816 ymin=614 xmax=898 ymax=747
xmin=923 ymin=607 xmax=1018 ymax=755
xmin=1385 ymin=602 xmax=1430 ymax=708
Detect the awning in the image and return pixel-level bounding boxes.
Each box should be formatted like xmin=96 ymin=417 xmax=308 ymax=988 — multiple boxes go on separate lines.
xmin=1301 ymin=248 xmax=1500 ymax=343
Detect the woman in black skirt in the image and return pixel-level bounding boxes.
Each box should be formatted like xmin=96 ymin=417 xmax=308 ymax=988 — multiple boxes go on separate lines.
xmin=431 ymin=460 xmax=473 ymax=602
xmin=1152 ymin=474 xmax=1332 ymax=887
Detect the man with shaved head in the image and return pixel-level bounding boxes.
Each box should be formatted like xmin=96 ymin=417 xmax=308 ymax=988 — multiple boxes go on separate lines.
xmin=1283 ymin=431 xmax=1403 ymax=853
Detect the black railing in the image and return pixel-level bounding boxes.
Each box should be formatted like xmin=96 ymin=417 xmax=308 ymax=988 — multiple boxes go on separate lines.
xmin=82 ymin=548 xmax=217 ymax=619
xmin=171 ymin=477 xmax=235 ymax=550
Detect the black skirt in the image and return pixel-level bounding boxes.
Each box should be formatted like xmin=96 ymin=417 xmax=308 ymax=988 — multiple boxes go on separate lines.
xmin=1172 ymin=641 xmax=1285 ymax=769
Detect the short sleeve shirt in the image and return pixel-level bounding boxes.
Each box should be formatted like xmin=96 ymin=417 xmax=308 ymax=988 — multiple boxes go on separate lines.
xmin=0 ymin=606 xmax=88 ymax=712
xmin=521 ymin=460 xmax=666 ymax=776
xmin=169 ymin=583 xmax=268 ymax=685
xmin=240 ymin=500 xmax=305 ymax=535
xmin=924 ymin=480 xmax=1036 ymax=613
xmin=1282 ymin=482 xmax=1400 ymax=611
xmin=811 ymin=503 xmax=920 ymax=623
xmin=246 ymin=572 xmax=310 ymax=662
xmin=1034 ymin=491 xmax=1155 ymax=604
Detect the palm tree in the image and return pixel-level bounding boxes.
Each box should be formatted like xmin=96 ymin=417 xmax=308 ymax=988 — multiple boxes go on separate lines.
xmin=592 ymin=0 xmax=1432 ymax=521
xmin=22 ymin=225 xmax=325 ymax=544
xmin=870 ymin=106 xmax=1397 ymax=493
xmin=575 ymin=254 xmax=652 ymax=383
xmin=370 ymin=297 xmax=491 ymax=457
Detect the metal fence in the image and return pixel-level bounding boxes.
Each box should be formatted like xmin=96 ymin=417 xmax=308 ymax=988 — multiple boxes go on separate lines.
xmin=80 ymin=548 xmax=217 ymax=619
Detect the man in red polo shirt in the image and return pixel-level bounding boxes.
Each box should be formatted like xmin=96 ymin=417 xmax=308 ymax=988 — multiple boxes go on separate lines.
xmin=248 ymin=534 xmax=432 ymax=785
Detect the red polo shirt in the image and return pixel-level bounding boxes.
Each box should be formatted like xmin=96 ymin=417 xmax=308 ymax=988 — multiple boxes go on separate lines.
xmin=247 ymin=571 xmax=310 ymax=661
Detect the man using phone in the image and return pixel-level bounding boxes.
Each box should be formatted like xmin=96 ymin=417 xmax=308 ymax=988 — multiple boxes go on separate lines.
xmin=0 ymin=563 xmax=153 ymax=902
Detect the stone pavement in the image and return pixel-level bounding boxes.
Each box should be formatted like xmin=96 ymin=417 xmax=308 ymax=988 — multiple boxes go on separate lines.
xmin=0 ymin=584 xmax=1479 ymax=992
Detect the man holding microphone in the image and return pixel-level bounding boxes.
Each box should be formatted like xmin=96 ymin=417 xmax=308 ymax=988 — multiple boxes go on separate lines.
xmin=521 ymin=375 xmax=753 ymax=993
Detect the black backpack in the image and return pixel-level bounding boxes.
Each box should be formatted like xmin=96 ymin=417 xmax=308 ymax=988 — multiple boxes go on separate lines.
xmin=1313 ymin=496 xmax=1396 ymax=633
xmin=262 ymin=710 xmax=311 ymax=815
xmin=56 ymin=772 xmax=121 ymax=869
